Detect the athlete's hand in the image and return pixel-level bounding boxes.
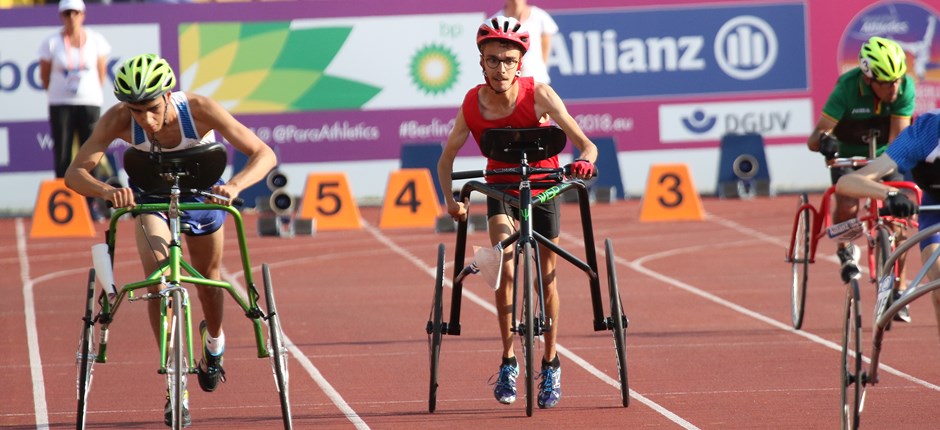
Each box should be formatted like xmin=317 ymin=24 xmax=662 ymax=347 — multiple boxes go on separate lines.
xmin=885 ymin=191 xmax=918 ymax=218
xmin=566 ymin=159 xmax=595 ymax=179
xmin=447 ymin=198 xmax=468 ymax=222
xmin=210 ymin=183 xmax=239 ymax=205
xmin=818 ymin=134 xmax=838 ymax=160
xmin=104 ymin=186 xmax=135 ymax=209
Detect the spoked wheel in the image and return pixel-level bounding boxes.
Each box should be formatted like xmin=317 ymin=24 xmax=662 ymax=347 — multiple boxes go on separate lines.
xmin=521 ymin=241 xmax=536 ymax=417
xmin=840 ymin=279 xmax=865 ymax=430
xmin=605 ymin=239 xmax=629 ymax=407
xmin=76 ymin=269 xmax=97 ymax=430
xmin=263 ymin=264 xmax=293 ymax=429
xmin=791 ymin=192 xmax=811 ymax=330
xmin=167 ymin=290 xmax=186 ymax=430
xmin=427 ymin=244 xmax=445 ymax=413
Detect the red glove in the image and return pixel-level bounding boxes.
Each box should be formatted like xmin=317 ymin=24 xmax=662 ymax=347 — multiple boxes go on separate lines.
xmin=568 ymin=159 xmax=595 ymax=177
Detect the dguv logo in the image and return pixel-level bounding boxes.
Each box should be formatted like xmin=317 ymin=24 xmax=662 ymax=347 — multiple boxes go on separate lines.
xmin=681 ymin=110 xmax=717 ymax=134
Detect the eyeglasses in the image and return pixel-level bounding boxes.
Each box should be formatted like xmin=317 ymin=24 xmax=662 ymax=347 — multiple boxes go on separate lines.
xmin=60 ymin=10 xmax=82 ymax=17
xmin=872 ymin=78 xmax=901 ymax=88
xmin=484 ymin=56 xmax=519 ymax=69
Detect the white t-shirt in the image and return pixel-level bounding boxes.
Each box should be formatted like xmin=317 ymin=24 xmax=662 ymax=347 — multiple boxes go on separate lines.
xmin=38 ymin=28 xmax=111 ymax=106
xmin=492 ymin=6 xmax=559 ymax=84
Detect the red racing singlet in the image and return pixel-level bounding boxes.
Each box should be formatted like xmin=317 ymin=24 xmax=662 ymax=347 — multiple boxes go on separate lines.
xmin=461 ymin=77 xmax=559 ymax=194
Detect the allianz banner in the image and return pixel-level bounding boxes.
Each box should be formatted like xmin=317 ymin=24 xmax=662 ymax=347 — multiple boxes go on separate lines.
xmin=548 ymin=3 xmax=808 ymax=100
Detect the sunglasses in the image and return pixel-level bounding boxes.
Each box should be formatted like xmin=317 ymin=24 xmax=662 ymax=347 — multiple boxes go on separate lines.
xmin=872 ymin=78 xmax=901 ymax=88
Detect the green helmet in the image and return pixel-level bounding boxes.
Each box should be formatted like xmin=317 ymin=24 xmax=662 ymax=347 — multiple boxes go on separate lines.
xmin=858 ymin=37 xmax=907 ymax=82
xmin=113 ymin=54 xmax=176 ymax=103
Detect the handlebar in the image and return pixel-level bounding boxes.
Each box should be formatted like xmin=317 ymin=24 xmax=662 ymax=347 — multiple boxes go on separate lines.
xmin=106 ymin=189 xmax=244 ymax=208
xmin=452 ymin=164 xmax=599 ymax=180
xmin=827 ymin=157 xmax=870 ymax=169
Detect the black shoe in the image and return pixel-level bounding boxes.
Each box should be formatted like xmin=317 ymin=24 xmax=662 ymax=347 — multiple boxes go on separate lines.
xmin=892 ymin=291 xmax=912 ymax=323
xmin=837 ymin=245 xmax=861 ymax=283
xmin=196 ymin=320 xmax=226 ymax=392
xmin=163 ymin=392 xmax=191 ymax=427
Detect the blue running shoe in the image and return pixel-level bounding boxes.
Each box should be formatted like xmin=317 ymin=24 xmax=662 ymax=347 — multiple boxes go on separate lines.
xmin=493 ymin=361 xmax=519 ymax=404
xmin=537 ymin=365 xmax=562 ymax=409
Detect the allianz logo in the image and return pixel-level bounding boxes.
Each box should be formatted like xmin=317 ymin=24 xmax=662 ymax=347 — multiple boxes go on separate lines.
xmin=680 ymin=109 xmax=793 ymax=134
xmin=550 ymin=15 xmax=778 ymax=80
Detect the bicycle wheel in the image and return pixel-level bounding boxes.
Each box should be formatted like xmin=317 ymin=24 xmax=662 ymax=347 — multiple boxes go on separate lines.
xmin=263 ymin=264 xmax=293 ymax=429
xmin=791 ymin=193 xmax=811 ymax=330
xmin=605 ymin=239 xmax=629 ymax=407
xmin=427 ymin=244 xmax=445 ymax=413
xmin=840 ymin=279 xmax=864 ymax=430
xmin=76 ymin=269 xmax=96 ymax=430
xmin=167 ymin=290 xmax=186 ymax=430
xmin=873 ymin=228 xmax=891 ymax=284
xmin=521 ymin=241 xmax=536 ymax=417
xmin=873 ymin=227 xmax=894 ymax=331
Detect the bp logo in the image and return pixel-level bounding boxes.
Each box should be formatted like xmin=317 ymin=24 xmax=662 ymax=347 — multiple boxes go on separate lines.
xmin=410 ymin=44 xmax=460 ymax=95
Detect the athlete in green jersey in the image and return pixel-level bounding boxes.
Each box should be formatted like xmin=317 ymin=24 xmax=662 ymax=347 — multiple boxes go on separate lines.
xmin=807 ymin=36 xmax=916 ymax=321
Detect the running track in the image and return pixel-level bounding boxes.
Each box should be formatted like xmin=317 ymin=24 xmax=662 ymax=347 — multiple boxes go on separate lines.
xmin=3 ymin=194 xmax=940 ymax=429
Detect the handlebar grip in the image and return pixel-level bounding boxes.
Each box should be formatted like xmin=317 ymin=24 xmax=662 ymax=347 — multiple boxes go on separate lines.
xmin=452 ymin=170 xmax=485 ymax=180
xmin=562 ymin=164 xmax=599 ymax=178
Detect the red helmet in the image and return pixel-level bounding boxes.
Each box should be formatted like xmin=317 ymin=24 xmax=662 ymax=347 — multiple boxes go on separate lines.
xmin=477 ymin=16 xmax=530 ymax=54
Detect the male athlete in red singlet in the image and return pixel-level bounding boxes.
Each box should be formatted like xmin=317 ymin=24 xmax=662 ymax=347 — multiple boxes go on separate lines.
xmin=437 ymin=16 xmax=598 ymax=409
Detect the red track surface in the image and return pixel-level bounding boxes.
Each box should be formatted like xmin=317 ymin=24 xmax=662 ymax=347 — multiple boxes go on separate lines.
xmin=3 ymin=194 xmax=940 ymax=429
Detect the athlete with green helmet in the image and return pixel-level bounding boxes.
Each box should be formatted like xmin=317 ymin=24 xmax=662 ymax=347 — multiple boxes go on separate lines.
xmin=806 ymin=36 xmax=916 ymax=321
xmin=65 ymin=53 xmax=276 ymax=427
xmin=112 ymin=53 xmax=177 ymax=103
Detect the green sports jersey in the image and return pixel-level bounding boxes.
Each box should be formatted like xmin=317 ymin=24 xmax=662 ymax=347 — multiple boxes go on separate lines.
xmin=821 ymin=68 xmax=915 ymax=158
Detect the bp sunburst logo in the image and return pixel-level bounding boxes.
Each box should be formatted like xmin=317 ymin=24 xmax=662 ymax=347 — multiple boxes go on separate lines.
xmin=410 ymin=44 xmax=459 ymax=95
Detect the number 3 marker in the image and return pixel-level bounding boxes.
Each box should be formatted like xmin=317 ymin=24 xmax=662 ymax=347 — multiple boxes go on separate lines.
xmin=639 ymin=164 xmax=705 ymax=222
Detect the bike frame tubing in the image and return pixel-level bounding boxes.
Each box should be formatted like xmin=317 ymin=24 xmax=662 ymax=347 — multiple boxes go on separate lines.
xmin=787 ymin=179 xmax=921 ymax=264
xmin=447 ymin=170 xmax=604 ymax=336
xmin=94 ymin=199 xmax=268 ymax=363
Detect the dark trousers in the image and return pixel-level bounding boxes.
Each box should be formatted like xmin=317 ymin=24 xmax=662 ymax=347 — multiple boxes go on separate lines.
xmin=49 ymin=104 xmax=100 ymax=178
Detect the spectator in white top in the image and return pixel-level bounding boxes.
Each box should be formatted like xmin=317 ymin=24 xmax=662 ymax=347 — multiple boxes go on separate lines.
xmin=39 ymin=0 xmax=112 ymax=180
xmin=492 ymin=0 xmax=559 ymax=84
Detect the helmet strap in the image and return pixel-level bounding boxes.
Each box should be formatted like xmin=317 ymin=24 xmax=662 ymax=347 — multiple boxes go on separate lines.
xmin=147 ymin=94 xmax=170 ymax=156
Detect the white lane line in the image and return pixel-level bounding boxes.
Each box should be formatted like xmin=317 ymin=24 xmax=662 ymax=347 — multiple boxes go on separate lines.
xmin=221 ymin=267 xmax=370 ymax=430
xmin=17 ymin=239 xmax=369 ymax=428
xmin=17 ymin=218 xmax=50 ymax=430
xmin=362 ymin=222 xmax=700 ymax=430
xmin=570 ymin=213 xmax=940 ymax=392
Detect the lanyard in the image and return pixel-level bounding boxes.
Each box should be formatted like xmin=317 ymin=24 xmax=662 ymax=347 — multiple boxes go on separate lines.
xmin=62 ymin=30 xmax=86 ymax=72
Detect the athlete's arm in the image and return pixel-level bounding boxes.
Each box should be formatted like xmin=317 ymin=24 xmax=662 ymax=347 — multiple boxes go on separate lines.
xmin=835 ymin=154 xmax=900 ymax=200
xmin=533 ymin=83 xmax=597 ymax=171
xmin=807 ymin=116 xmax=838 ymax=152
xmin=189 ymin=93 xmax=276 ymax=203
xmin=438 ymin=108 xmax=470 ymax=220
xmin=64 ymin=105 xmax=135 ymax=207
